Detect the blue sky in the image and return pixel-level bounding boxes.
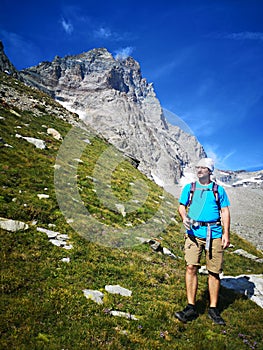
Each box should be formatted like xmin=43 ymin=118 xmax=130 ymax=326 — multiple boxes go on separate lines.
xmin=1 ymin=0 xmax=263 ymax=171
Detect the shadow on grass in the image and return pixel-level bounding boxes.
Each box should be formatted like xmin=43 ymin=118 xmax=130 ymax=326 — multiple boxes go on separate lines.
xmin=196 ymin=284 xmax=248 ymax=315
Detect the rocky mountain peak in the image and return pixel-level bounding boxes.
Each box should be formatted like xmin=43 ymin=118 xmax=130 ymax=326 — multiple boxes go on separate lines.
xmin=76 ymin=47 xmax=114 ymax=59
xmin=19 ymin=47 xmax=206 ymax=191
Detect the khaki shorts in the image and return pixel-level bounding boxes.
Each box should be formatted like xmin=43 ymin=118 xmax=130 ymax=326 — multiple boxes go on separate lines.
xmin=184 ymin=235 xmax=224 ymax=274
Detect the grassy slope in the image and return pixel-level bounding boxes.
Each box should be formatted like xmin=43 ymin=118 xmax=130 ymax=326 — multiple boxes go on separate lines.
xmin=0 ymin=73 xmax=262 ymax=350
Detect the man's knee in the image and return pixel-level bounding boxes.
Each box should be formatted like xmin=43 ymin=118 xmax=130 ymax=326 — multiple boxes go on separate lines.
xmin=208 ymin=271 xmax=220 ymax=280
xmin=186 ymin=265 xmax=198 ymax=275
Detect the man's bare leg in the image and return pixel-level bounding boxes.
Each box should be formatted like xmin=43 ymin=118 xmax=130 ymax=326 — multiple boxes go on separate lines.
xmin=175 ymin=264 xmax=199 ymax=323
xmin=186 ymin=264 xmax=198 ymax=305
xmin=208 ymin=272 xmax=220 ymax=307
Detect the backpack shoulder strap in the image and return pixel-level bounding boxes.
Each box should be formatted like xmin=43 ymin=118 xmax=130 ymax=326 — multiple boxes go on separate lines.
xmin=188 ymin=181 xmax=221 ymax=210
xmin=212 ymin=182 xmax=221 ymax=210
xmin=188 ymin=181 xmax=196 ymax=207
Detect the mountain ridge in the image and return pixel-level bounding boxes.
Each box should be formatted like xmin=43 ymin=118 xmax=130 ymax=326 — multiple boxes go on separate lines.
xmin=18 ymin=47 xmax=207 ymax=191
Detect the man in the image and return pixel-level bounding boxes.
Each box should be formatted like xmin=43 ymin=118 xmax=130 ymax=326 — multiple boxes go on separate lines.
xmin=175 ymin=158 xmax=230 ymax=325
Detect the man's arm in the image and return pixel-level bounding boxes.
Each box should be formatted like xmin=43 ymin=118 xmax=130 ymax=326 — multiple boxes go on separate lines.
xmin=220 ymin=206 xmax=230 ymax=249
xmin=178 ymin=204 xmax=191 ymax=230
xmin=178 ymin=204 xmax=187 ymax=220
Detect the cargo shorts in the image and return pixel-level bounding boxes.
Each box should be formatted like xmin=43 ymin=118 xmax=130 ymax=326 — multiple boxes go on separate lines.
xmin=184 ymin=235 xmax=224 ymax=274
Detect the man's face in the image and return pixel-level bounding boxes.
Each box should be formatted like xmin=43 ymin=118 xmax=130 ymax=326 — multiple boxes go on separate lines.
xmin=196 ymin=166 xmax=211 ymax=179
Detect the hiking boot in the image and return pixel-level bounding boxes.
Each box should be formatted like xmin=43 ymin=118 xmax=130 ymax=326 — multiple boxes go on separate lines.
xmin=208 ymin=307 xmax=226 ymax=325
xmin=175 ymin=305 xmax=198 ymax=323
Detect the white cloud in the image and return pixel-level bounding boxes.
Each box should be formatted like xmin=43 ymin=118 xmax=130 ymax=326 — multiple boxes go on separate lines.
xmin=221 ymin=151 xmax=236 ymax=163
xmin=1 ymin=30 xmax=28 ymax=49
xmin=205 ymin=143 xmax=236 ymax=170
xmin=94 ymin=27 xmax=112 ymax=39
xmin=188 ymin=117 xmax=216 ymax=138
xmin=93 ymin=26 xmax=130 ymax=42
xmin=114 ymin=47 xmax=134 ymax=60
xmin=226 ymin=31 xmax=263 ymax=41
xmin=61 ymin=18 xmax=74 ymax=35
xmin=209 ymin=31 xmax=263 ymax=41
xmin=150 ymin=46 xmax=196 ymax=80
xmin=150 ymin=60 xmax=178 ymax=79
xmin=163 ymin=108 xmax=194 ymax=135
xmin=0 ymin=30 xmax=41 ymax=69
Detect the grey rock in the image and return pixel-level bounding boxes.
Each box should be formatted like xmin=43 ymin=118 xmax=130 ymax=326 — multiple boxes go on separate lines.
xmin=15 ymin=134 xmax=46 ymax=149
xmin=109 ymin=310 xmax=138 ymax=320
xmin=162 ymin=247 xmax=177 ymax=259
xmin=37 ymin=227 xmax=72 ymax=249
xmin=37 ymin=194 xmax=50 ymax=199
xmin=221 ymin=274 xmax=263 ymax=308
xmin=233 ymin=249 xmax=263 ymax=263
xmin=57 ymin=234 xmax=70 ymax=240
xmin=0 ymin=217 xmax=29 ymax=232
xmin=63 ymin=244 xmax=73 ymax=250
xmin=83 ymin=289 xmax=104 ymax=304
xmin=115 ymin=204 xmax=126 ymax=217
xmin=49 ymin=239 xmax=67 ymax=247
xmin=105 ymin=285 xmax=132 ymax=297
xmin=199 ymin=266 xmax=209 ymax=275
xmin=138 ymin=238 xmax=177 ymax=259
xmin=37 ymin=227 xmax=60 ymax=238
xmin=47 ymin=127 xmax=62 ymax=140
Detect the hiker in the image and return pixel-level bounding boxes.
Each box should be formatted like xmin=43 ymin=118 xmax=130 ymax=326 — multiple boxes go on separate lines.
xmin=175 ymin=158 xmax=230 ymax=325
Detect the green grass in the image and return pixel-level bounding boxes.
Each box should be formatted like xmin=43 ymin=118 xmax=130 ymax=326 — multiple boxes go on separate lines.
xmin=1 ymin=72 xmax=263 ymax=349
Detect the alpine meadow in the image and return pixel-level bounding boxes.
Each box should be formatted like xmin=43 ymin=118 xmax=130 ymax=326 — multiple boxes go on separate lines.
xmin=1 ymin=69 xmax=263 ymax=350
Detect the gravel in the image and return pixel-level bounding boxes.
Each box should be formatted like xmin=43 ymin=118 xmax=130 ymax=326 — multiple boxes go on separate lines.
xmin=226 ymin=186 xmax=263 ymax=252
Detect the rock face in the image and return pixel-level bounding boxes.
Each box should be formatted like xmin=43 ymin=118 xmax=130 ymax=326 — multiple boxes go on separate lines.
xmin=215 ymin=168 xmax=263 ymax=188
xmin=20 ymin=48 xmax=206 ymax=189
xmin=0 ymin=41 xmax=19 ymax=77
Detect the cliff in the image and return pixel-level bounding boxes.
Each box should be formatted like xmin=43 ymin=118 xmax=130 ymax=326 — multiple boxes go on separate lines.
xmin=20 ymin=48 xmax=206 ymax=190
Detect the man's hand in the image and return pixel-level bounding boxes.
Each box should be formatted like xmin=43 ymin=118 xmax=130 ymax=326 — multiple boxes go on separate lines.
xmin=222 ymin=233 xmax=230 ymax=249
xmin=178 ymin=204 xmax=191 ymax=230
xmin=183 ymin=217 xmax=191 ymax=230
xmin=221 ymin=206 xmax=230 ymax=249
